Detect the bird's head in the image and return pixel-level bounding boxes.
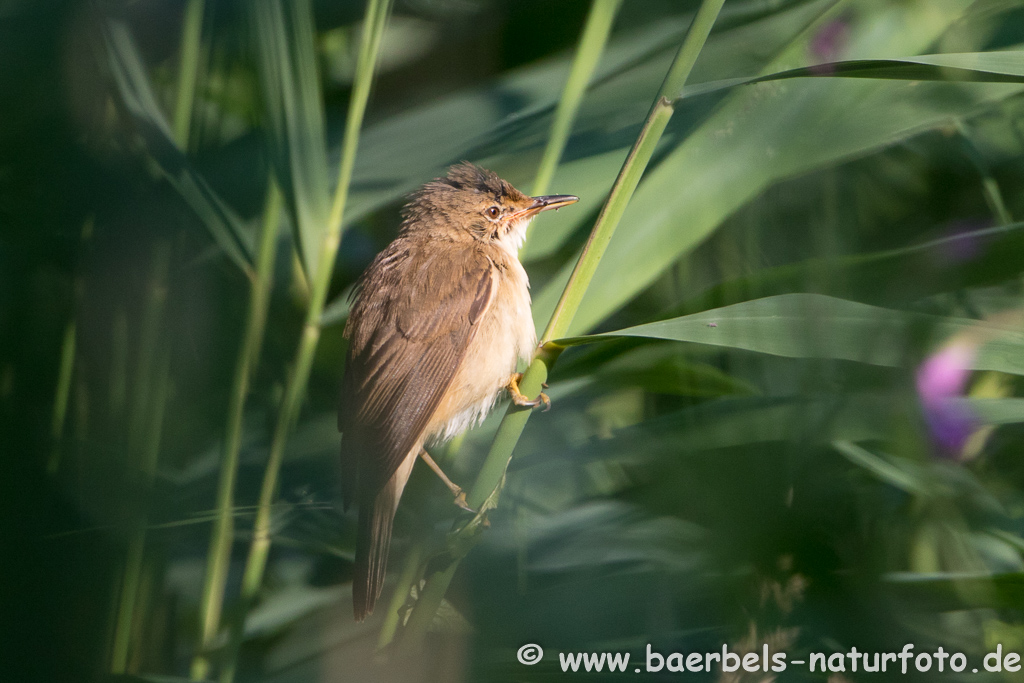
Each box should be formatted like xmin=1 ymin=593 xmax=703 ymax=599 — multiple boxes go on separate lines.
xmin=401 ymin=162 xmax=578 ymax=253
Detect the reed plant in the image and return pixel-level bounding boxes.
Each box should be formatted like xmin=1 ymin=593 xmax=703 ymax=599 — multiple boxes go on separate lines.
xmin=14 ymin=1 xmax=1024 ymax=681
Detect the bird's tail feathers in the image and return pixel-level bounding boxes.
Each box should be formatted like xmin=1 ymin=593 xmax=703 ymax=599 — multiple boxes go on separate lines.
xmin=352 ymin=454 xmax=415 ymax=621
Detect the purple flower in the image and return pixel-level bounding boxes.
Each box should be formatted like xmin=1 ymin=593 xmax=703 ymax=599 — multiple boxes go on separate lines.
xmin=916 ymin=343 xmax=978 ymax=456
xmin=809 ymin=18 xmax=850 ymax=73
xmin=934 ymin=219 xmax=992 ymax=265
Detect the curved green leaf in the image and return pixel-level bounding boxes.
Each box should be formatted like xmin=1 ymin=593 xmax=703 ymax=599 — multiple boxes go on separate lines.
xmin=559 ymin=293 xmax=1024 ymax=375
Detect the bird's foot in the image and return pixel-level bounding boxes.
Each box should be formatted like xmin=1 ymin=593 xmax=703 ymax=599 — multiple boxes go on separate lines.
xmin=452 ymin=488 xmax=476 ymax=513
xmin=418 ymin=449 xmax=476 ymax=512
xmin=507 ymin=373 xmax=551 ymax=412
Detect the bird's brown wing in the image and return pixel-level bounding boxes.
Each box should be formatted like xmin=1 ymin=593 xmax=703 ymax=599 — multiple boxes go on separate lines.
xmin=338 ymin=244 xmax=497 ymax=508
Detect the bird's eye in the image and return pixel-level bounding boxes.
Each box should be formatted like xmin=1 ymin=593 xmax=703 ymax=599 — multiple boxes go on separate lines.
xmin=486 ymin=206 xmax=500 ymax=219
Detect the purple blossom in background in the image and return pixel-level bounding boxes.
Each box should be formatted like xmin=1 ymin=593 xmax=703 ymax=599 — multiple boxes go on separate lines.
xmin=916 ymin=342 xmax=978 ymax=456
xmin=934 ymin=218 xmax=992 ymax=265
xmin=809 ymin=18 xmax=850 ymax=74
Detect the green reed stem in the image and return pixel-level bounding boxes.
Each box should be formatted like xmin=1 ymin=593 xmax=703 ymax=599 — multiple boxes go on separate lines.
xmin=398 ymin=0 xmax=726 ymax=648
xmin=955 ymin=120 xmax=1013 ymax=226
xmin=47 ymin=216 xmax=92 ymax=474
xmin=110 ymin=245 xmax=172 ymax=673
xmin=190 ymin=181 xmax=281 ymax=681
xmin=221 ymin=3 xmax=392 ymax=680
xmin=47 ymin=321 xmax=77 ymax=474
xmin=174 ymin=0 xmax=205 ymax=147
xmin=376 ymin=542 xmax=424 ymax=651
xmin=531 ymin=0 xmax=621 ymax=197
xmin=524 ymin=0 xmax=621 ymax=247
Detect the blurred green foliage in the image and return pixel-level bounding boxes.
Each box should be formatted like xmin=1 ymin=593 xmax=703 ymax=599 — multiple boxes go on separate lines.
xmin=6 ymin=0 xmax=1024 ymax=681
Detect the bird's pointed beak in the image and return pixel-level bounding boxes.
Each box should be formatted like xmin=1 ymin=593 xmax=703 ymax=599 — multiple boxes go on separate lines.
xmin=515 ymin=194 xmax=580 ymax=220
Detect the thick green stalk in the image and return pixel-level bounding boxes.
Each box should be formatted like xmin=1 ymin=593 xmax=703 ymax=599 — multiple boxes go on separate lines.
xmin=220 ymin=3 xmax=392 ymax=680
xmin=398 ymin=0 xmax=726 ymax=647
xmin=529 ymin=0 xmax=622 ymax=199
xmin=190 ymin=181 xmax=281 ymax=681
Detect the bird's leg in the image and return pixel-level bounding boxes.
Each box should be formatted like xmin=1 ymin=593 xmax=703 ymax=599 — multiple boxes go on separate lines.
xmin=418 ymin=449 xmax=474 ymax=512
xmin=507 ymin=372 xmax=551 ymax=412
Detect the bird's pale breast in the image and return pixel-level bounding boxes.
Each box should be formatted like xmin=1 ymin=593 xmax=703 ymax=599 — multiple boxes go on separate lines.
xmin=426 ymin=251 xmax=535 ymax=444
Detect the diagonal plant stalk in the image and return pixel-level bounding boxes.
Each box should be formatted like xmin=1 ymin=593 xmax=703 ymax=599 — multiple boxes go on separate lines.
xmin=522 ymin=0 xmax=622 ymax=249
xmin=190 ymin=180 xmax=282 ymax=681
xmin=219 ymin=2 xmax=393 ymax=680
xmin=398 ymin=0 xmax=727 ymax=647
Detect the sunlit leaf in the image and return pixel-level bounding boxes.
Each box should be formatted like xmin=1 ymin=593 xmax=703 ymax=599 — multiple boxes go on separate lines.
xmin=560 ymin=293 xmax=1024 ymax=376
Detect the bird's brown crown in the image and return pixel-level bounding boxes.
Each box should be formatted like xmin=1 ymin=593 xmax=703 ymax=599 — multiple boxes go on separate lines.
xmin=400 ymin=162 xmax=535 ymax=242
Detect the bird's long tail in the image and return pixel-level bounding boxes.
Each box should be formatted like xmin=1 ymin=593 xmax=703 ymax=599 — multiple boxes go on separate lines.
xmin=353 ymin=454 xmax=415 ymax=621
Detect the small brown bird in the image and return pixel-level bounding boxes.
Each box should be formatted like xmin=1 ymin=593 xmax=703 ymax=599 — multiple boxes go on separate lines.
xmin=338 ymin=163 xmax=578 ymax=620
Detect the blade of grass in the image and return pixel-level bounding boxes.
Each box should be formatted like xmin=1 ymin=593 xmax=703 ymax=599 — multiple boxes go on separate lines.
xmin=252 ymin=0 xmax=331 ymax=282
xmin=190 ymin=180 xmax=282 ymax=681
xmin=220 ymin=2 xmax=393 ymax=680
xmin=397 ymin=0 xmax=727 ymax=649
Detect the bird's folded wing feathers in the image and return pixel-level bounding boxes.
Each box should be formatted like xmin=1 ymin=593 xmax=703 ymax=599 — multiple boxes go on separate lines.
xmin=339 ymin=247 xmax=496 ymax=507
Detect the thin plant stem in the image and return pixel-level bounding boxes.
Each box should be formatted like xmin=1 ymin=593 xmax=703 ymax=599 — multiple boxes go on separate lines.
xmin=190 ymin=180 xmax=282 ymax=681
xmin=174 ymin=0 xmax=206 ymax=147
xmin=398 ymin=0 xmax=726 ymax=648
xmin=220 ymin=3 xmax=393 ymax=680
xmin=523 ymin=0 xmax=622 ymax=247
xmin=110 ymin=309 xmax=129 ymax=420
xmin=955 ymin=120 xmax=1013 ymax=226
xmin=47 ymin=320 xmax=77 ymax=474
xmin=376 ymin=543 xmax=424 ymax=651
xmin=47 ymin=217 xmax=92 ymax=474
xmin=110 ymin=245 xmax=172 ymax=673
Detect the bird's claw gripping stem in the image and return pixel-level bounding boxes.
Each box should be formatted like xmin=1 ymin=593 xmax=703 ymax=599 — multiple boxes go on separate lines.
xmin=507 ymin=373 xmax=551 ymax=412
